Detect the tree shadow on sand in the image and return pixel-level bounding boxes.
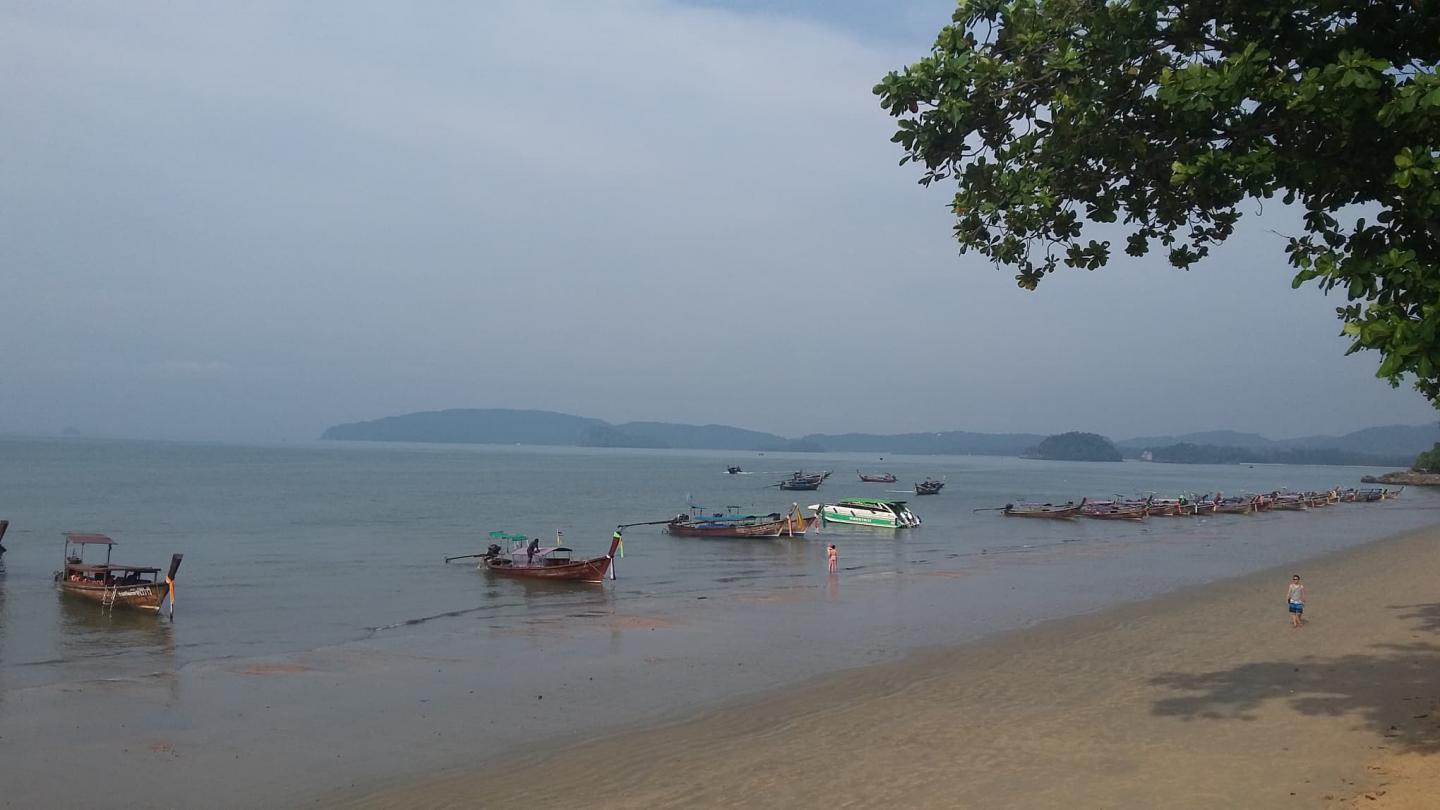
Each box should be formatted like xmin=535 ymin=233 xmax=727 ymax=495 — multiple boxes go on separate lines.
xmin=1149 ymin=603 xmax=1440 ymax=755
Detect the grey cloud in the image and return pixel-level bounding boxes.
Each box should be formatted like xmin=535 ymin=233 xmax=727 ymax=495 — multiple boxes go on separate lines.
xmin=0 ymin=1 xmax=1433 ymax=442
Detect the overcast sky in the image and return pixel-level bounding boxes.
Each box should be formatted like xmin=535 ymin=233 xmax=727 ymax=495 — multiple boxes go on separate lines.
xmin=2 ymin=0 xmax=1435 ymax=443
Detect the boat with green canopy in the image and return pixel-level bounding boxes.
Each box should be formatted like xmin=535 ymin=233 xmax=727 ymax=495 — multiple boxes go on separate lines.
xmin=455 ymin=529 xmax=624 ymax=583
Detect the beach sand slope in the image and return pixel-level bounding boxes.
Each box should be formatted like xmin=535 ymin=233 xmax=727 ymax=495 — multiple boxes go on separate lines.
xmin=317 ymin=527 xmax=1440 ymax=809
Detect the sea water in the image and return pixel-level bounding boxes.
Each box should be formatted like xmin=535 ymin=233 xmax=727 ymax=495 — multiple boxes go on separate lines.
xmin=0 ymin=437 xmax=1434 ymax=805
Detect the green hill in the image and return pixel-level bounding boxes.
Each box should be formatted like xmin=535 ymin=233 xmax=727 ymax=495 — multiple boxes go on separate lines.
xmin=320 ymin=409 xmax=1438 ymax=463
xmin=615 ymin=421 xmax=814 ymax=452
xmin=1026 ymin=432 xmax=1123 ymax=462
xmin=320 ymin=409 xmax=660 ymax=447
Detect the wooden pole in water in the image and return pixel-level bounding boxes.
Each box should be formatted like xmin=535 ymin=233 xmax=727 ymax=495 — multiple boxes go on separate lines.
xmin=166 ymin=554 xmax=183 ymax=620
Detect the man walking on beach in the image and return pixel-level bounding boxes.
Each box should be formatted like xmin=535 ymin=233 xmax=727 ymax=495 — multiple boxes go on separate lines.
xmin=1287 ymin=574 xmax=1306 ymax=628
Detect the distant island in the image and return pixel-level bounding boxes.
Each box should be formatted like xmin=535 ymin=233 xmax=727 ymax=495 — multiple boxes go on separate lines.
xmin=320 ymin=409 xmax=822 ymax=452
xmin=1143 ymin=442 xmax=1413 ymax=467
xmin=320 ymin=408 xmax=1437 ymax=467
xmin=1025 ymin=432 xmax=1123 ymax=462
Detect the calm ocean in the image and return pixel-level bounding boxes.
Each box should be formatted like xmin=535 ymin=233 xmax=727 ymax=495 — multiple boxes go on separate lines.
xmin=1 ymin=436 xmax=1435 ymax=806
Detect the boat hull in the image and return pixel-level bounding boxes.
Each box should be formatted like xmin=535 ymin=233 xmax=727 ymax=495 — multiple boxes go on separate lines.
xmin=483 ymin=555 xmax=613 ymax=583
xmin=1004 ymin=504 xmax=1082 ymax=519
xmin=812 ymin=503 xmax=921 ymax=529
xmin=1080 ymin=502 xmax=1149 ymax=520
xmin=56 ymin=580 xmax=167 ymax=612
xmin=667 ymin=517 xmax=791 ymax=538
xmin=818 ymin=511 xmax=900 ymax=528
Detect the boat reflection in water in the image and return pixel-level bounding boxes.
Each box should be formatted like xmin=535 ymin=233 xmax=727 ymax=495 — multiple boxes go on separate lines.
xmin=54 ymin=595 xmax=179 ymax=699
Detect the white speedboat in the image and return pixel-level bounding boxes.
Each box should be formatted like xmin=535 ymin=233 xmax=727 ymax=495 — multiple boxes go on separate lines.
xmin=809 ymin=499 xmax=921 ymax=529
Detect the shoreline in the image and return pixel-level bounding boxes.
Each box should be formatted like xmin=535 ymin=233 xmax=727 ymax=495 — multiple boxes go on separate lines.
xmin=317 ymin=522 xmax=1440 ymax=809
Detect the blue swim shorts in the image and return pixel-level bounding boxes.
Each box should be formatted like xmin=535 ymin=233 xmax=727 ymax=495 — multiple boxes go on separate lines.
xmin=1288 ymin=601 xmax=1304 ymax=614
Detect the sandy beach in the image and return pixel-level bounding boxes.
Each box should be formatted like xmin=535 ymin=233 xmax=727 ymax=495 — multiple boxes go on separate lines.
xmin=319 ymin=524 xmax=1440 ymax=809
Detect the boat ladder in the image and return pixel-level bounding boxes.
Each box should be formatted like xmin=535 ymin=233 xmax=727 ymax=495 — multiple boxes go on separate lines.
xmin=102 ymin=585 xmax=118 ymax=610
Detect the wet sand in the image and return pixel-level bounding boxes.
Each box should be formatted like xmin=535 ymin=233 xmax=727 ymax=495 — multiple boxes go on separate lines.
xmin=320 ymin=525 xmax=1440 ymax=809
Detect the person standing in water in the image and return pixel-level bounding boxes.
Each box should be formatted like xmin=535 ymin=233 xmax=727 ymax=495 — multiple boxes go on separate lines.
xmin=827 ymin=544 xmax=838 ymax=574
xmin=1287 ymin=574 xmax=1306 ymax=628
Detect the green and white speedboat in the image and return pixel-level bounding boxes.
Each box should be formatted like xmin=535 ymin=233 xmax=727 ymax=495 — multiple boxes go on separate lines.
xmin=809 ymin=499 xmax=921 ymax=529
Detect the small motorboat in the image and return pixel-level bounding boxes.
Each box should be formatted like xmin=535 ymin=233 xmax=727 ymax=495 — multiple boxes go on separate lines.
xmin=914 ymin=478 xmax=945 ymax=496
xmin=726 ymin=466 xmax=743 ymax=475
xmin=809 ymin=499 xmax=921 ymax=529
xmin=857 ymin=471 xmax=897 ymax=483
xmin=777 ymin=471 xmax=830 ymax=491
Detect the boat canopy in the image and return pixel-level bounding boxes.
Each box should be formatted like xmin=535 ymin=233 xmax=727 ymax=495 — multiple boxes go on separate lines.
xmin=64 ymin=563 xmax=161 ymax=573
xmin=65 ymin=533 xmax=115 ymax=545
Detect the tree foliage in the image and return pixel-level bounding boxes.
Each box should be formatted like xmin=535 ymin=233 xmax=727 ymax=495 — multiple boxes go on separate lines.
xmin=875 ymin=1 xmax=1440 ymax=399
xmin=1412 ymin=440 xmax=1440 ymax=471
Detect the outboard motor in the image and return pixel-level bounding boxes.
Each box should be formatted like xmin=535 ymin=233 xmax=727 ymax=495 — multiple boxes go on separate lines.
xmin=482 ymin=543 xmax=502 ymax=560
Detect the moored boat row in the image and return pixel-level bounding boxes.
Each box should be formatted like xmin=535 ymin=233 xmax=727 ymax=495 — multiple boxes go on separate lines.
xmin=985 ymin=487 xmax=1401 ymax=521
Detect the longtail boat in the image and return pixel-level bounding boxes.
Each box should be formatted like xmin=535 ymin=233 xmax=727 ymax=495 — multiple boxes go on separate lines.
xmin=53 ymin=533 xmax=182 ymax=616
xmin=1269 ymin=493 xmax=1309 ymax=511
xmin=726 ymin=465 xmax=743 ymax=475
xmin=914 ymin=478 xmax=945 ymax=495
xmin=667 ymin=505 xmax=808 ymax=538
xmin=472 ymin=530 xmax=623 ymax=583
xmin=777 ymin=471 xmax=830 ymax=491
xmin=1145 ymin=498 xmax=1193 ymax=516
xmin=1003 ymin=499 xmax=1085 ymax=519
xmin=1214 ymin=496 xmax=1259 ymax=514
xmin=1081 ymin=499 xmax=1149 ymax=520
xmin=857 ymin=470 xmax=897 ymax=483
